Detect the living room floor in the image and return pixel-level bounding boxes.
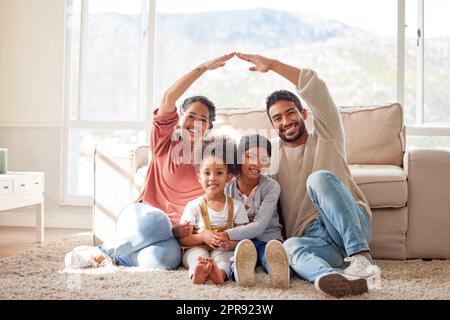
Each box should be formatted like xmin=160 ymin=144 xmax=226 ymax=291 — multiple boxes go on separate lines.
xmin=0 ymin=227 xmax=86 ymax=258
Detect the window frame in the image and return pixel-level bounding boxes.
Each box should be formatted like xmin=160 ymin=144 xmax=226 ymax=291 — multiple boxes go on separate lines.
xmin=61 ymin=0 xmax=450 ymax=206
xmin=406 ymin=0 xmax=450 ymax=136
xmin=61 ymin=0 xmax=156 ymax=206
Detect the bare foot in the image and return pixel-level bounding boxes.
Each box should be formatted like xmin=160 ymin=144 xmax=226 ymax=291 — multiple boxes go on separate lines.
xmin=192 ymin=258 xmax=212 ymax=284
xmin=207 ymin=258 xmax=226 ymax=285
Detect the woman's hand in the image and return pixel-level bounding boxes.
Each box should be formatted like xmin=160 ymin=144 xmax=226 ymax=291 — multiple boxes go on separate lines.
xmin=172 ymin=222 xmax=193 ymax=238
xmin=196 ymin=52 xmax=235 ymax=72
xmin=236 ymin=52 xmax=273 ymax=72
xmin=158 ymin=52 xmax=235 ymax=116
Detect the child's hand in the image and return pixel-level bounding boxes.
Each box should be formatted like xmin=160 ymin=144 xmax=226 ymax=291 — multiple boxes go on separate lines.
xmin=201 ymin=231 xmax=222 ymax=249
xmin=220 ymin=240 xmax=233 ymax=251
xmin=218 ymin=232 xmax=230 ymax=242
xmin=217 ymin=232 xmax=231 ymax=249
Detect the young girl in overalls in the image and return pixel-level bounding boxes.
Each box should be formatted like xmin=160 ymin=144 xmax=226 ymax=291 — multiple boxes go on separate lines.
xmin=179 ymin=137 xmax=248 ymax=285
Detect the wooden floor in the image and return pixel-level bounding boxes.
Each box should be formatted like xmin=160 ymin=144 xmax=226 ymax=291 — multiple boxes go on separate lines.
xmin=0 ymin=227 xmax=87 ymax=258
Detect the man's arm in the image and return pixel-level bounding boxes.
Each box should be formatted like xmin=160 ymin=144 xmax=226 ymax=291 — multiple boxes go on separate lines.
xmin=236 ymin=52 xmax=345 ymax=148
xmin=158 ymin=53 xmax=235 ymax=116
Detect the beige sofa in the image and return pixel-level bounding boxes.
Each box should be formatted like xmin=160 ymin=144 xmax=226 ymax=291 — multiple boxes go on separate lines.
xmin=93 ymin=103 xmax=450 ymax=259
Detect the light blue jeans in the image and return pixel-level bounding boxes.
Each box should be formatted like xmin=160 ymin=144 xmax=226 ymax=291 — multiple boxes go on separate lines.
xmin=99 ymin=203 xmax=182 ymax=269
xmin=283 ymin=170 xmax=372 ymax=283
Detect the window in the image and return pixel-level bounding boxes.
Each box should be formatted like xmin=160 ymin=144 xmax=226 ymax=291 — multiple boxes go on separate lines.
xmin=404 ymin=0 xmax=450 ymax=149
xmin=407 ymin=136 xmax=450 ymax=151
xmin=422 ymin=0 xmax=450 ymax=125
xmin=155 ymin=0 xmax=398 ymax=108
xmin=64 ymin=0 xmax=153 ymax=203
xmin=64 ymin=0 xmax=450 ymax=204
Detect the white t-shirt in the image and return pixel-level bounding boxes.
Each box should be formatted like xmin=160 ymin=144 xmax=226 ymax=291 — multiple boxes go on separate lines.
xmin=181 ymin=195 xmax=249 ymax=230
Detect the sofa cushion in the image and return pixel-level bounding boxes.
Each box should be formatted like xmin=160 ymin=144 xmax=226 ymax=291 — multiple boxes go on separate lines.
xmin=214 ymin=108 xmax=276 ymax=140
xmin=340 ymin=103 xmax=405 ymax=166
xmin=350 ymin=164 xmax=407 ymax=208
xmin=214 ymin=104 xmax=405 ymax=167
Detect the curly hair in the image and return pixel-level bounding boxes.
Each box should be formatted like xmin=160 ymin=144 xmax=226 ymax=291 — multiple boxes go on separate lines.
xmin=181 ymin=95 xmax=216 ymax=128
xmin=194 ymin=135 xmax=237 ymax=175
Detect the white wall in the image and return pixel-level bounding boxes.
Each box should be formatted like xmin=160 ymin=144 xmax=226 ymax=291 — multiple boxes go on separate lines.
xmin=0 ymin=0 xmax=65 ymax=126
xmin=0 ymin=0 xmax=91 ymax=229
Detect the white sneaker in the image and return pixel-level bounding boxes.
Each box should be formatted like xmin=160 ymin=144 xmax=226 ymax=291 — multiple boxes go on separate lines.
xmin=315 ymin=272 xmax=368 ymax=298
xmin=64 ymin=245 xmax=113 ymax=269
xmin=265 ymin=240 xmax=290 ymax=289
xmin=234 ymin=239 xmax=257 ymax=287
xmin=343 ymin=254 xmax=381 ymax=289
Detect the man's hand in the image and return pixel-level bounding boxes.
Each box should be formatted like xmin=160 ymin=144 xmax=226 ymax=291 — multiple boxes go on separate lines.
xmin=236 ymin=52 xmax=273 ymax=72
xmin=172 ymin=222 xmax=193 ymax=238
xmin=197 ymin=52 xmax=235 ymax=72
xmin=236 ymin=52 xmax=300 ymax=85
xmin=201 ymin=231 xmax=223 ymax=249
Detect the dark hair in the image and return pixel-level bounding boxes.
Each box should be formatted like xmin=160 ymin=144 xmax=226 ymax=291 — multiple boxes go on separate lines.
xmin=265 ymin=90 xmax=303 ymax=119
xmin=238 ymin=134 xmax=272 ymax=159
xmin=236 ymin=134 xmax=272 ymax=173
xmin=181 ymin=95 xmax=216 ymax=129
xmin=195 ymin=135 xmax=237 ymax=175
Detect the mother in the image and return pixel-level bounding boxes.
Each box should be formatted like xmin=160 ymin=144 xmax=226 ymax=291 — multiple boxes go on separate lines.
xmin=65 ymin=53 xmax=235 ymax=269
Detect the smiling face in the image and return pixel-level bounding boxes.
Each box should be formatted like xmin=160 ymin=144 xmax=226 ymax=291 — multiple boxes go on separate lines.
xmin=240 ymin=147 xmax=270 ymax=181
xmin=268 ymin=100 xmax=308 ymax=145
xmin=180 ymin=101 xmax=210 ymax=145
xmin=197 ymin=155 xmax=232 ymax=198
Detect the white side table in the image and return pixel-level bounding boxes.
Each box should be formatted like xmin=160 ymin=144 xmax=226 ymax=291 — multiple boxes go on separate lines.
xmin=0 ymin=172 xmax=45 ymax=242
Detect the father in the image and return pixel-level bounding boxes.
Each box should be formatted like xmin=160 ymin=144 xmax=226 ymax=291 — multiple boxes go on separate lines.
xmin=235 ymin=52 xmax=380 ymax=298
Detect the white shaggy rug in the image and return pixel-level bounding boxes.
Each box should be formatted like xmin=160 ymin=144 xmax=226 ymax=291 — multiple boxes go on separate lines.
xmin=1 ymin=233 xmax=449 ymax=300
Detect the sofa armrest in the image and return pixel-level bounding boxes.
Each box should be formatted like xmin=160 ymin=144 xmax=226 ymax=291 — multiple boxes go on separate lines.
xmin=93 ymin=144 xmax=139 ymax=245
xmin=404 ymin=149 xmax=450 ymax=258
xmin=134 ymin=144 xmax=150 ymax=174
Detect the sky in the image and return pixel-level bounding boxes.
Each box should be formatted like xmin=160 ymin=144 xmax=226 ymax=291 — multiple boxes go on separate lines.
xmin=157 ymin=0 xmax=397 ymax=35
xmin=88 ymin=0 xmax=450 ymax=37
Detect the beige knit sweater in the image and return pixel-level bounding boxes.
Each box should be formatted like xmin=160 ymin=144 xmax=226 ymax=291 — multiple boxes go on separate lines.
xmin=269 ymin=68 xmax=372 ymax=238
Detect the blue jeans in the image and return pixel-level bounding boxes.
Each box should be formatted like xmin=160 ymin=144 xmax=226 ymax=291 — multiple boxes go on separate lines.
xmin=283 ymin=170 xmax=372 ymax=283
xmin=253 ymin=239 xmax=270 ymax=273
xmin=99 ymin=203 xmax=182 ymax=269
xmin=230 ymin=239 xmax=270 ymax=280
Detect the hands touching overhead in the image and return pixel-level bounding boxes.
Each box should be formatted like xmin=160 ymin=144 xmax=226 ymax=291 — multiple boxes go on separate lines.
xmin=160 ymin=51 xmax=299 ymax=115
xmin=197 ymin=52 xmax=274 ymax=73
xmin=197 ymin=51 xmax=299 ymax=85
xmin=235 ymin=52 xmax=274 ymax=72
xmin=195 ymin=52 xmax=236 ymax=72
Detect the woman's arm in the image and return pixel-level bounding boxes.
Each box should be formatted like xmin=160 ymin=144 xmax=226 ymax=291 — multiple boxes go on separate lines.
xmin=179 ymin=230 xmax=223 ymax=249
xmin=158 ymin=53 xmax=235 ymax=116
xmin=179 ymin=233 xmax=205 ymax=247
